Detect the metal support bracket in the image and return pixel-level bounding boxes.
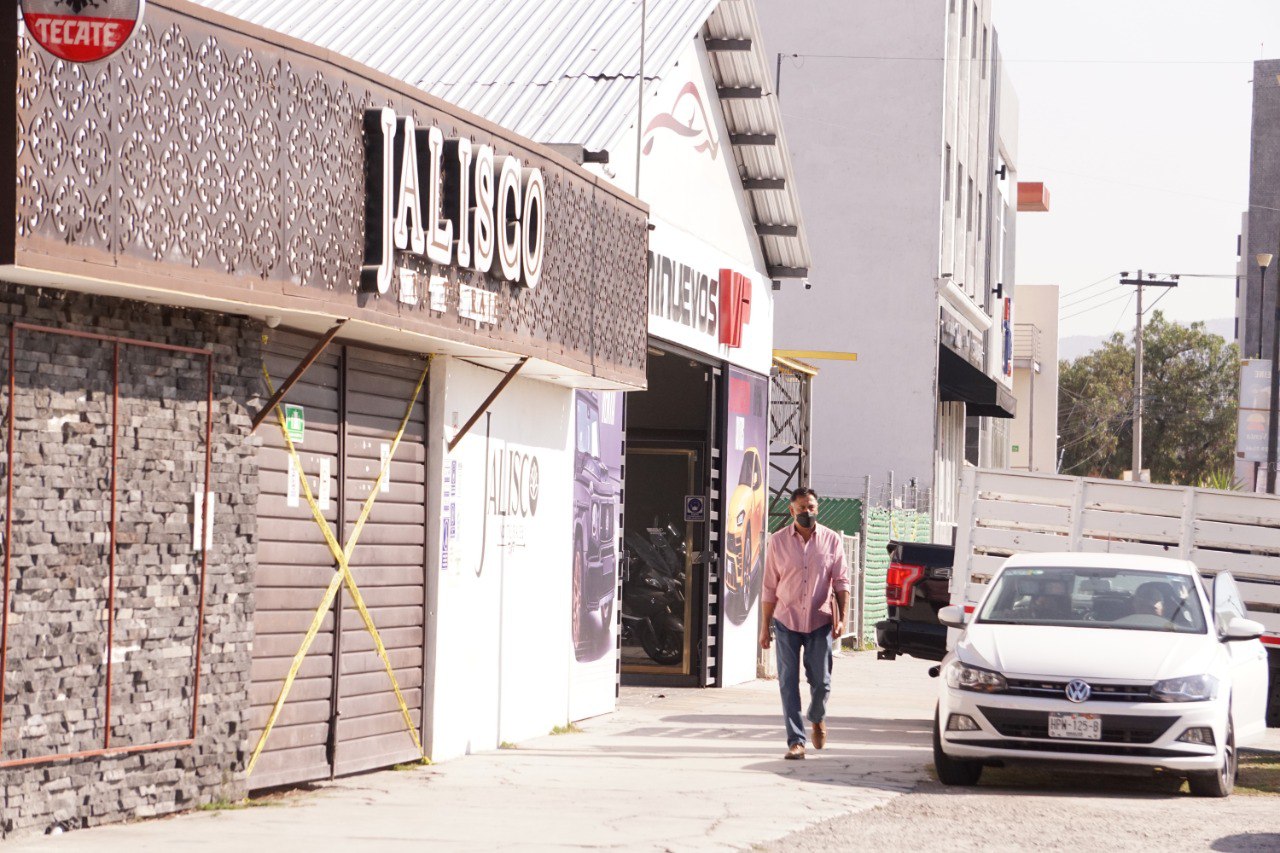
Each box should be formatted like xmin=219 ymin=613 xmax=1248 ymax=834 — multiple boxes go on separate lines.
xmin=250 ymin=319 xmax=347 ymax=432
xmin=447 ymin=357 xmax=529 ymax=452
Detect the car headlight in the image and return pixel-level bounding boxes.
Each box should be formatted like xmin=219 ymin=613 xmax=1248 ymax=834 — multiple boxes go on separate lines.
xmin=736 ymin=510 xmax=745 ymax=526
xmin=591 ymin=503 xmax=599 ymax=535
xmin=944 ymin=661 xmax=1007 ymax=693
xmin=1152 ymin=674 xmax=1218 ymax=702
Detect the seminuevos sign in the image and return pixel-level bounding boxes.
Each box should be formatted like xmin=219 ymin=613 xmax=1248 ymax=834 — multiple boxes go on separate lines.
xmin=21 ymin=0 xmax=144 ymax=63
xmin=362 ymin=108 xmax=546 ymax=295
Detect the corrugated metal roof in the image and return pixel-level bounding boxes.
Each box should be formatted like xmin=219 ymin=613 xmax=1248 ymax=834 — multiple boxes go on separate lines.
xmin=193 ymin=0 xmax=810 ymax=276
xmin=194 ymin=0 xmax=716 ymax=153
xmin=704 ymin=0 xmax=810 ymax=277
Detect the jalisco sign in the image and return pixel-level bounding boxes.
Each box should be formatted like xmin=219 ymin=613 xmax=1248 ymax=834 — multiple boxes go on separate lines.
xmin=8 ymin=1 xmax=649 ymax=386
xmin=21 ymin=0 xmax=144 ymax=63
xmin=362 ymin=108 xmax=547 ymax=295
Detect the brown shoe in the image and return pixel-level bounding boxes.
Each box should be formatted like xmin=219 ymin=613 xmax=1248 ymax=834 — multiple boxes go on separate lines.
xmin=785 ymin=743 xmax=806 ymax=760
xmin=812 ymin=721 xmax=827 ymax=750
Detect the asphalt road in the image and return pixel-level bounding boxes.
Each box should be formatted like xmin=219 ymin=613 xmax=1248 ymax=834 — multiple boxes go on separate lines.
xmin=764 ymin=757 xmax=1280 ymax=853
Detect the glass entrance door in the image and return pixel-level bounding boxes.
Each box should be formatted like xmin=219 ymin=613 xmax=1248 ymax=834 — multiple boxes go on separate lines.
xmin=621 ymin=447 xmax=700 ymax=679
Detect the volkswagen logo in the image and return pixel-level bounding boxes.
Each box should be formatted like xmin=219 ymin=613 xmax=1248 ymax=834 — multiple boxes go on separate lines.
xmin=1064 ymin=679 xmax=1092 ymax=703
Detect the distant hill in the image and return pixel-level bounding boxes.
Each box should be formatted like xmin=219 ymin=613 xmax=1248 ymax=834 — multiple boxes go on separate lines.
xmin=1059 ymin=318 xmax=1234 ymax=362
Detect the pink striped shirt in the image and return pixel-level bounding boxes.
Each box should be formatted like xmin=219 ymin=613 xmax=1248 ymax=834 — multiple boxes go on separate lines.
xmin=763 ymin=523 xmax=850 ymax=634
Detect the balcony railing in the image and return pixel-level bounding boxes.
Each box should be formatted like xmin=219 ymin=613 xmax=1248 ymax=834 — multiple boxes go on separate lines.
xmin=1013 ymin=323 xmax=1041 ymax=370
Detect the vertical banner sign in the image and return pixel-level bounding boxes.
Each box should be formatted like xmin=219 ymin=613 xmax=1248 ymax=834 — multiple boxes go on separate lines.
xmin=21 ymin=0 xmax=146 ymax=64
xmin=720 ymin=368 xmax=768 ymax=686
xmin=568 ymin=391 xmax=623 ymax=721
xmin=1237 ymin=359 xmax=1271 ymax=464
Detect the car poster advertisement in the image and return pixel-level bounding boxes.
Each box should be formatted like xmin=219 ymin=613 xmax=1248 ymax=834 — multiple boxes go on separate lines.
xmin=721 ymin=367 xmax=767 ymax=686
xmin=569 ymin=390 xmax=622 ymax=720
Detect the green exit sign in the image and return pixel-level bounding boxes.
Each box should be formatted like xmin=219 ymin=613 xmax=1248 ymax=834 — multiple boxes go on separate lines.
xmin=1012 ymin=445 xmax=1020 ymax=453
xmin=284 ymin=404 xmax=305 ymax=444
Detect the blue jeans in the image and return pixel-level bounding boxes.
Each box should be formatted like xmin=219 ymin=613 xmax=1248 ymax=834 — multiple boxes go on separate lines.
xmin=773 ymin=618 xmax=833 ymax=747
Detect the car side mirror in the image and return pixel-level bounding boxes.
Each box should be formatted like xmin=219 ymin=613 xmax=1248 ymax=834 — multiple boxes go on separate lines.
xmin=938 ymin=605 xmax=967 ymax=629
xmin=1222 ymin=615 xmax=1265 ymax=642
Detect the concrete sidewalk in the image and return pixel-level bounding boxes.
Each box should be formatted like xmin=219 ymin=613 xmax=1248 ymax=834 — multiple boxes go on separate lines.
xmin=7 ymin=652 xmax=937 ymax=852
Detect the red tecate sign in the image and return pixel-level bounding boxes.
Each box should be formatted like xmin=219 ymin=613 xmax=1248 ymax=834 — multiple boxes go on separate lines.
xmin=21 ymin=0 xmax=145 ymax=64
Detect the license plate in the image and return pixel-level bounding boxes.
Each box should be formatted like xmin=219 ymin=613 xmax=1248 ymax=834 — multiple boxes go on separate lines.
xmin=1048 ymin=712 xmax=1101 ymax=740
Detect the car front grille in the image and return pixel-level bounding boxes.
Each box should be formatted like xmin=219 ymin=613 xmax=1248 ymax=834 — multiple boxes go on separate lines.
xmin=1004 ymin=678 xmax=1157 ymax=703
xmin=977 ymin=706 xmax=1178 ymax=744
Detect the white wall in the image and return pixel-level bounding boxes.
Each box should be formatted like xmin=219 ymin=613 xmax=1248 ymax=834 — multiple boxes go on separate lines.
xmin=425 ymin=358 xmax=576 ymax=760
xmin=755 ymin=0 xmax=950 ymax=498
xmin=1010 ymin=284 xmax=1059 ymax=473
xmin=603 ymin=39 xmax=775 ymax=374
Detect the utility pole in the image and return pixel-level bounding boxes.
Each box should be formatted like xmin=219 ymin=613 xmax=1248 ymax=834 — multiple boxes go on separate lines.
xmin=1119 ymin=271 xmax=1178 ymax=482
xmin=1269 ymin=299 xmax=1280 ymax=493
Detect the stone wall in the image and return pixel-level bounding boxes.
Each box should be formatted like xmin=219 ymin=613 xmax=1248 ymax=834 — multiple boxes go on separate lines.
xmin=0 ymin=283 xmax=260 ymax=838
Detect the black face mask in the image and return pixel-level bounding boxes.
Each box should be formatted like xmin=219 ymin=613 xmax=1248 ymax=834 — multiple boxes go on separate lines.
xmin=795 ymin=512 xmax=816 ymax=529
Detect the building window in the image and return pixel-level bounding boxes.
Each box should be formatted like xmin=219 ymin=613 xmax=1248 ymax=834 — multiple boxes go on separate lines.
xmin=965 ymin=415 xmax=981 ymax=467
xmin=977 ymin=190 xmax=984 ymax=241
xmin=981 ymin=27 xmax=988 ymax=77
xmin=944 ymin=145 xmax=952 ymax=201
xmin=961 ymin=0 xmax=967 ymax=36
xmin=967 ymin=177 xmax=974 ymax=232
xmin=971 ymin=6 xmax=979 ymax=58
xmin=956 ymin=165 xmax=964 ymax=218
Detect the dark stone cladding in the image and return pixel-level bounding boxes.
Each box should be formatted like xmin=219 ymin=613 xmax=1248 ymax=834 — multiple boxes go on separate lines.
xmin=0 ymin=282 xmax=260 ymax=839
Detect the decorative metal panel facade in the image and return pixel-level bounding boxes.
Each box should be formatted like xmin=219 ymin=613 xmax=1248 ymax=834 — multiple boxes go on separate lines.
xmin=5 ymin=1 xmax=649 ymax=386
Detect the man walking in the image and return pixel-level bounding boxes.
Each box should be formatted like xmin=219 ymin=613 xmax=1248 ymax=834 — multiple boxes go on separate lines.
xmin=760 ymin=487 xmax=851 ymax=760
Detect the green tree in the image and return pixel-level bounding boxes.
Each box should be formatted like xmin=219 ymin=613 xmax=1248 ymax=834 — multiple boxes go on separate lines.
xmin=1058 ymin=312 xmax=1238 ymax=485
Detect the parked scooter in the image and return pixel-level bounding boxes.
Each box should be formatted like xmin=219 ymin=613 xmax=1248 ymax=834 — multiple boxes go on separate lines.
xmin=621 ymin=525 xmax=687 ymax=665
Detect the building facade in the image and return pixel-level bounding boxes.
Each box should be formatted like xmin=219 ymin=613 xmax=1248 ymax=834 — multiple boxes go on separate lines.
xmin=1 ymin=0 xmax=649 ymax=835
xmin=1009 ymin=285 xmax=1060 ymax=474
xmin=204 ymin=0 xmax=813 ymax=689
xmin=1236 ymin=59 xmax=1280 ymax=491
xmin=756 ymin=0 xmax=1020 ymax=541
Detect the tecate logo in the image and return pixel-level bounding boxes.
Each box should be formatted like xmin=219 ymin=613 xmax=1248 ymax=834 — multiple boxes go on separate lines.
xmin=1064 ymin=679 xmax=1092 ymax=703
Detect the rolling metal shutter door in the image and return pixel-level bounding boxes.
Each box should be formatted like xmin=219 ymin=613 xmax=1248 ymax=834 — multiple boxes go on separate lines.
xmin=251 ymin=331 xmax=342 ymax=789
xmin=334 ymin=347 xmax=427 ymax=776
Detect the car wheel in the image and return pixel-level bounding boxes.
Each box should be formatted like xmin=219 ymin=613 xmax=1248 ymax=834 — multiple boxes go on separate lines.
xmin=932 ymin=706 xmax=982 ymax=786
xmin=1188 ymin=718 xmax=1235 ymax=798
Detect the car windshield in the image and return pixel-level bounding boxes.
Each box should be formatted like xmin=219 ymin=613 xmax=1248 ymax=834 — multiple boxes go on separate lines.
xmin=575 ymin=401 xmax=599 ymax=455
xmin=976 ymin=566 xmax=1207 ymax=633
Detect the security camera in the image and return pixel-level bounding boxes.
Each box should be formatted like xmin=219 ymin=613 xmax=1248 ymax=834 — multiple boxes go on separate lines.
xmin=265 ymin=315 xmax=281 ymax=329
xmin=803 ymin=279 xmax=812 ymax=290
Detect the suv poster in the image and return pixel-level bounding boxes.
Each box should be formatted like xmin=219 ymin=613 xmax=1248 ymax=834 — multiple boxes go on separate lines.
xmin=569 ymin=390 xmax=622 ymax=720
xmin=721 ymin=367 xmax=767 ymax=686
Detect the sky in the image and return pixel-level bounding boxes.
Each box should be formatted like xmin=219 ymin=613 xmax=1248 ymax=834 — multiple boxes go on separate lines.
xmin=993 ymin=0 xmax=1280 ymax=341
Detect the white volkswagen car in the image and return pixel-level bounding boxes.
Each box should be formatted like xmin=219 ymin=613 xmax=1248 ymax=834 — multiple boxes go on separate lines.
xmin=934 ymin=553 xmax=1270 ymax=797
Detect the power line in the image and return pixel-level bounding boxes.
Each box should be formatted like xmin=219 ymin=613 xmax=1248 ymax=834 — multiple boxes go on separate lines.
xmin=1060 ymin=284 xmax=1126 ymax=310
xmin=1061 ymin=290 xmax=1132 ymax=321
xmin=782 ymin=52 xmax=1256 ymax=66
xmin=1059 ymin=271 xmax=1120 ymax=300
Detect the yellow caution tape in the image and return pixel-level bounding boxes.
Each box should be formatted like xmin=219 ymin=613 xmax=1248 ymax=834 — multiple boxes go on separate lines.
xmin=246 ymin=352 xmax=431 ymax=777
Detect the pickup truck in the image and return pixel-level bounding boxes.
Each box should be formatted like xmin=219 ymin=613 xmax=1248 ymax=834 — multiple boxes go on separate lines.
xmin=875 ymin=468 xmax=1280 ymax=726
xmin=875 ymin=540 xmax=954 ymax=662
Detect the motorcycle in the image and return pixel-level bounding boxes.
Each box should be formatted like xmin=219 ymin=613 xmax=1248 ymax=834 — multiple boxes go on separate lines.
xmin=621 ymin=525 xmax=687 ymax=665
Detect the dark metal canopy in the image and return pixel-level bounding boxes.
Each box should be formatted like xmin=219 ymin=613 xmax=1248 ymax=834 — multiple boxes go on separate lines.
xmin=938 ymin=345 xmax=1016 ymax=419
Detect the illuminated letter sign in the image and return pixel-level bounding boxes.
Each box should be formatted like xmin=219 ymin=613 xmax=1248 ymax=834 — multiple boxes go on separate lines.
xmin=718 ymin=269 xmax=752 ymax=348
xmin=361 ymin=110 xmax=547 ymax=293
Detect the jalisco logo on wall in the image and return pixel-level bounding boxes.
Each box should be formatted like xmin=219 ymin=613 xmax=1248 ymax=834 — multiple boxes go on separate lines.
xmin=647 ymin=252 xmax=751 ymax=349
xmin=21 ymin=0 xmax=144 ymax=64
xmin=362 ymin=108 xmax=547 ymax=296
